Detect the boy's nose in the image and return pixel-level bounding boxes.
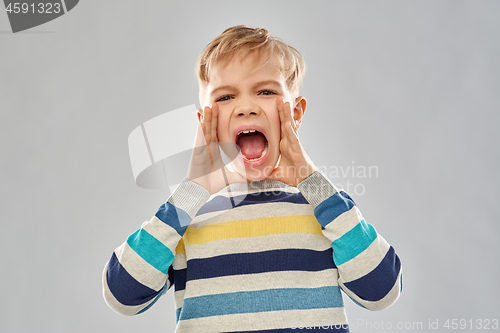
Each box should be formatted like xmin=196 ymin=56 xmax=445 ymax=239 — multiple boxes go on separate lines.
xmin=233 ymin=98 xmax=262 ymax=117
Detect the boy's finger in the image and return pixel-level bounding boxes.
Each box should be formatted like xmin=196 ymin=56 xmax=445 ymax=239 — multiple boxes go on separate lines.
xmin=197 ymin=108 xmax=212 ymax=147
xmin=203 ymin=106 xmax=212 ymax=139
xmin=280 ymin=99 xmax=294 ymax=131
xmin=202 ymin=106 xmax=213 ymax=161
xmin=288 ymin=102 xmax=298 ymax=133
xmin=283 ymin=101 xmax=300 ymax=140
xmin=211 ymin=103 xmax=226 ymax=170
xmin=283 ymin=101 xmax=296 ymax=144
xmin=286 ymin=122 xmax=301 ymax=152
xmin=284 ymin=101 xmax=293 ymax=124
xmin=277 ymin=97 xmax=286 ymax=141
xmin=211 ymin=102 xmax=219 ymax=142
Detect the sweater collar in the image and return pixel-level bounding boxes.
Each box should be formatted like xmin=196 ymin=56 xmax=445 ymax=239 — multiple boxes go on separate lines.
xmin=223 ymin=179 xmax=294 ymax=195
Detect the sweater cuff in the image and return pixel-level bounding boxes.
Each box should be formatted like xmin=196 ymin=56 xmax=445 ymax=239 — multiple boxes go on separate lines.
xmin=297 ymin=170 xmax=340 ymax=209
xmin=166 ymin=178 xmax=210 ymax=219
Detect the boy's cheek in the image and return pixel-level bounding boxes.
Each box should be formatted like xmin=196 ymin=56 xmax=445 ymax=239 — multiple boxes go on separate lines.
xmin=216 ymin=117 xmax=231 ymax=142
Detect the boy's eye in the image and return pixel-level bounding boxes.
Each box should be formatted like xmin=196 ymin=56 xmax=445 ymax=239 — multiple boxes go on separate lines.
xmin=258 ymin=90 xmax=277 ymax=96
xmin=216 ymin=95 xmax=233 ymax=102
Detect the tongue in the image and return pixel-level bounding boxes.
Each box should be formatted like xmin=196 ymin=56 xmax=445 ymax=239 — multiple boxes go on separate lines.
xmin=237 ymin=132 xmax=266 ymax=159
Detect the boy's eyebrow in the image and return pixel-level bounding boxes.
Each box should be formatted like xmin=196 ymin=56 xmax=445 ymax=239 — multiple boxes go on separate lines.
xmin=253 ymin=80 xmax=282 ymax=90
xmin=210 ymin=80 xmax=282 ymax=98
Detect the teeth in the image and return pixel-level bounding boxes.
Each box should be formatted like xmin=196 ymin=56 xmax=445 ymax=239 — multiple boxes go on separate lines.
xmin=238 ymin=129 xmax=257 ymax=135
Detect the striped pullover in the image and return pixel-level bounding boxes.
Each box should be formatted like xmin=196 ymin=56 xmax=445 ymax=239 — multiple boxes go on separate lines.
xmin=102 ymin=170 xmax=402 ymax=332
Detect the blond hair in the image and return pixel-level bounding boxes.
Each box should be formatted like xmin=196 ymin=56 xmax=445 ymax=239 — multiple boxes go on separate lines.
xmin=196 ymin=25 xmax=306 ymax=103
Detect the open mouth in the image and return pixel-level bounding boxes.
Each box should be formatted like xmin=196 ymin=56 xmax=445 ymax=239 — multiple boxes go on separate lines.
xmin=235 ymin=129 xmax=269 ymax=162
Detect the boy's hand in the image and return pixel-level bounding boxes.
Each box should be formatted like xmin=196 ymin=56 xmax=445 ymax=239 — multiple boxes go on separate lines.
xmin=266 ymin=96 xmax=318 ymax=187
xmin=186 ymin=102 xmax=247 ymax=195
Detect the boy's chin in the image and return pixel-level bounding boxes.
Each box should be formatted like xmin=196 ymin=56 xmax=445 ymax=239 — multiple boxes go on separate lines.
xmin=244 ymin=171 xmax=270 ymax=182
xmin=228 ymin=163 xmax=274 ymax=182
xmin=239 ymin=164 xmax=277 ymax=182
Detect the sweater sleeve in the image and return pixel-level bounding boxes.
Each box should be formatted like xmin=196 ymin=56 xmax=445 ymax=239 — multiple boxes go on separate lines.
xmin=297 ymin=170 xmax=402 ymax=311
xmin=102 ymin=178 xmax=210 ymax=316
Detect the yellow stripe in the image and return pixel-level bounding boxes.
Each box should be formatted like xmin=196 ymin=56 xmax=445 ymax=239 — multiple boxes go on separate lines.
xmin=182 ymin=215 xmax=322 ymax=246
xmin=175 ymin=237 xmax=185 ymax=254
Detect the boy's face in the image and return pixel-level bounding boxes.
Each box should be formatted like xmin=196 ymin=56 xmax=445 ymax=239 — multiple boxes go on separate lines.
xmin=201 ymin=53 xmax=296 ymax=181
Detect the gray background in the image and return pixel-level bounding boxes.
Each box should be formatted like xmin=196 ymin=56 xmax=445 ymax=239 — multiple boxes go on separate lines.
xmin=1 ymin=1 xmax=499 ymax=332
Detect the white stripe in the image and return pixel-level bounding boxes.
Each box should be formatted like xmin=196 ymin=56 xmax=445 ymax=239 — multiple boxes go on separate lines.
xmin=142 ymin=216 xmax=182 ymax=254
xmin=175 ymin=307 xmax=348 ymax=332
xmin=184 ymin=233 xmax=332 ymax=260
xmin=322 ymin=205 xmax=364 ymax=242
xmin=172 ymin=252 xmax=187 ymax=270
xmin=183 ymin=269 xmax=339 ymax=298
xmin=175 ymin=289 xmax=186 ymax=309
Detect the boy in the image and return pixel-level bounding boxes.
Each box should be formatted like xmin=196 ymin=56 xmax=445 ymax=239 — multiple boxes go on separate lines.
xmin=103 ymin=25 xmax=402 ymax=332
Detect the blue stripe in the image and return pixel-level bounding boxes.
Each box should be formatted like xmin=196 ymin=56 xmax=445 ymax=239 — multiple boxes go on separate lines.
xmin=343 ymin=246 xmax=401 ymax=301
xmin=197 ymin=191 xmax=309 ymax=215
xmin=176 ymin=307 xmax=182 ymax=322
xmin=186 ymin=248 xmax=335 ymax=281
xmin=155 ymin=202 xmax=191 ymax=236
xmin=314 ymin=192 xmax=355 ymax=228
xmin=168 ymin=265 xmax=175 ymax=287
xmin=242 ymin=191 xmax=309 ymax=204
xmin=174 ymin=268 xmax=187 ymax=291
xmin=180 ymin=286 xmax=343 ymax=320
xmin=126 ymin=229 xmax=174 ymax=274
xmin=331 ymin=220 xmax=377 ymax=266
xmin=106 ymin=253 xmax=159 ymax=306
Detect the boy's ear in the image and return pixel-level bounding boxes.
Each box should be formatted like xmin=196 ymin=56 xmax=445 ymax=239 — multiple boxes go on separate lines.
xmin=197 ymin=108 xmax=203 ymax=123
xmin=293 ymin=96 xmax=307 ymax=130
